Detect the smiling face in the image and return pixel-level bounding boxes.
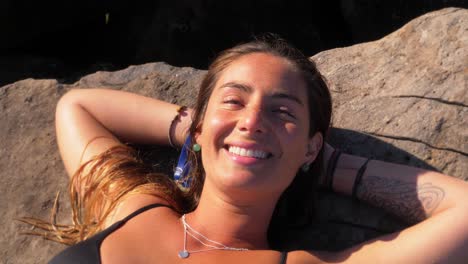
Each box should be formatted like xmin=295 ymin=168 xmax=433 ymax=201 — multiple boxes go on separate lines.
xmin=196 ymin=52 xmax=320 ymax=198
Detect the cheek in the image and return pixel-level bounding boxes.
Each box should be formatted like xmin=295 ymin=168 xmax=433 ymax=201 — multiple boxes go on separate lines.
xmin=210 ymin=116 xmax=224 ymax=128
xmin=280 ymin=123 xmax=309 ymax=159
xmin=279 ymin=122 xmax=305 ymax=143
xmin=199 ymin=111 xmax=230 ymax=146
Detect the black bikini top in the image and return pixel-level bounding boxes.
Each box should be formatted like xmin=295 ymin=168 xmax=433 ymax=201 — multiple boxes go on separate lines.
xmin=48 ymin=203 xmax=288 ymax=263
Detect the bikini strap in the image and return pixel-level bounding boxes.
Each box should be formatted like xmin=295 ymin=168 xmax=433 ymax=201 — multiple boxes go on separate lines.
xmin=119 ymin=203 xmax=173 ymax=223
xmin=84 ymin=203 xmax=174 ymax=260
xmin=280 ymin=251 xmax=288 ymax=264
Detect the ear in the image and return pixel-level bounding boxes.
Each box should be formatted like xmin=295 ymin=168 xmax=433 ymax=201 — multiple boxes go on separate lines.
xmin=304 ymin=132 xmax=323 ymax=164
xmin=193 ymin=123 xmax=203 ymax=145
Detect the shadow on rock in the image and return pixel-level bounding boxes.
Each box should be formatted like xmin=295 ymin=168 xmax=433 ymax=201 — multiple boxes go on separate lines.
xmin=329 ymin=127 xmax=438 ymax=172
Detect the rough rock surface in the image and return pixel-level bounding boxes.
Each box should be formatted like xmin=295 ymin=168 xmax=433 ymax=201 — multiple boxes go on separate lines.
xmin=1 ymin=7 xmax=466 ymax=263
xmin=314 ymin=7 xmax=467 ymax=179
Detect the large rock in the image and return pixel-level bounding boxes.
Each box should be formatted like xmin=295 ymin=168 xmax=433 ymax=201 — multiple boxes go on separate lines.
xmin=1 ymin=7 xmax=466 ymax=263
xmin=314 ymin=7 xmax=467 ymax=179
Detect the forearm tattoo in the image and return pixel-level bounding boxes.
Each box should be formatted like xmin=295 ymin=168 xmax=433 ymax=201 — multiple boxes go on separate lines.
xmin=356 ymin=175 xmax=445 ymax=224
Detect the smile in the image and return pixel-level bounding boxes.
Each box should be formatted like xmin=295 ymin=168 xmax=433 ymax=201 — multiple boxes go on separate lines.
xmin=228 ymin=146 xmax=270 ymax=159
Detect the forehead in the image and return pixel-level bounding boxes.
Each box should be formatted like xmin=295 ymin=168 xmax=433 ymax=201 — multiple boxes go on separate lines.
xmin=215 ymin=53 xmax=307 ymax=98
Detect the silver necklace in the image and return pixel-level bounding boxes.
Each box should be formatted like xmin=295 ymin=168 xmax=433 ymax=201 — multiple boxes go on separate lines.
xmin=178 ymin=214 xmax=249 ymax=259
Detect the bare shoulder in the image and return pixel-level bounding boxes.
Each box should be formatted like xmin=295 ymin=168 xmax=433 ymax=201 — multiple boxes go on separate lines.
xmin=103 ymin=194 xmax=174 ymax=228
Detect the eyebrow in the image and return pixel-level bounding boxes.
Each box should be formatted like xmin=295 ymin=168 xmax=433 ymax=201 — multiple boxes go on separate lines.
xmin=220 ymin=82 xmax=252 ymax=92
xmin=220 ymin=81 xmax=305 ymax=106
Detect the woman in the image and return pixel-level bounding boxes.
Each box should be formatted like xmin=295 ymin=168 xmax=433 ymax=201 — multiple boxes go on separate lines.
xmin=32 ymin=37 xmax=468 ymax=263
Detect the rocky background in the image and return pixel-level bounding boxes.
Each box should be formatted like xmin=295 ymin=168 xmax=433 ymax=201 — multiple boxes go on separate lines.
xmin=1 ymin=7 xmax=467 ymax=264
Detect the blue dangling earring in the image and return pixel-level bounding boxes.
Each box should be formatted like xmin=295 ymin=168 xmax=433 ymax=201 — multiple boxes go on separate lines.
xmin=301 ymin=163 xmax=310 ymax=172
xmin=192 ymin=143 xmax=201 ymax=152
xmin=174 ymin=136 xmax=191 ymax=188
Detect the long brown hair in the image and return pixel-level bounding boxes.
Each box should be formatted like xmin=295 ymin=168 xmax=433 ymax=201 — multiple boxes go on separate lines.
xmin=19 ymin=146 xmax=189 ymax=244
xmin=21 ymin=35 xmax=332 ymax=248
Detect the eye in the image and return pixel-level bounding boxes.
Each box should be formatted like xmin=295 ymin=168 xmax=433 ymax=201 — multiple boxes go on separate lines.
xmin=274 ymin=107 xmax=296 ymax=120
xmin=223 ymin=98 xmax=241 ymax=105
xmin=222 ymin=96 xmax=243 ymax=109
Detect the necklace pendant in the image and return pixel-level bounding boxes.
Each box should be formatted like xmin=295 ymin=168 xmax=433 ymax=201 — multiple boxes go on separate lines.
xmin=178 ymin=250 xmax=189 ymax=259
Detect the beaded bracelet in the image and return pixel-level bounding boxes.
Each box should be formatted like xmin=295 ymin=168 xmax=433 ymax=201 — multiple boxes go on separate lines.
xmin=324 ymin=148 xmax=342 ymax=191
xmin=168 ymin=106 xmax=187 ymax=148
xmin=352 ymin=158 xmax=371 ymax=200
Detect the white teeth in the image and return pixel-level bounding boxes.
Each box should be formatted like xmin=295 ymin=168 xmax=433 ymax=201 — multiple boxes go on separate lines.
xmin=228 ymin=146 xmax=268 ymax=159
xmin=240 ymin=148 xmax=247 ymax=156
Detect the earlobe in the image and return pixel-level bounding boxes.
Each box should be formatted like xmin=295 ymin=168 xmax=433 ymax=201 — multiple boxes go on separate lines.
xmin=305 ymin=132 xmax=323 ymax=164
xmin=193 ymin=134 xmax=202 ymax=149
xmin=193 ymin=124 xmax=203 ymax=144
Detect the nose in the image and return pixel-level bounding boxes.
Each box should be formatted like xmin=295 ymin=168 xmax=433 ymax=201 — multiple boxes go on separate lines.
xmin=237 ymin=106 xmax=267 ymax=134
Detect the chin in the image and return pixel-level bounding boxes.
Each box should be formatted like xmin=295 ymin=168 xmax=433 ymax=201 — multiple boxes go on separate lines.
xmin=214 ymin=168 xmax=282 ymax=195
xmin=217 ymin=170 xmax=258 ymax=188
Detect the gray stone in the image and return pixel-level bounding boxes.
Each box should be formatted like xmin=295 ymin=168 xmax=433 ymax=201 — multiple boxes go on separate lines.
xmin=312 ymin=7 xmax=467 ymax=180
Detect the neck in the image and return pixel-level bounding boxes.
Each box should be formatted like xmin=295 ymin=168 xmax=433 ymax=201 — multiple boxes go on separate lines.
xmin=186 ymin=181 xmax=280 ymax=250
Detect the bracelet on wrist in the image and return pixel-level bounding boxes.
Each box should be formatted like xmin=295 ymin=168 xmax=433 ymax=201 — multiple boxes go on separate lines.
xmin=352 ymin=158 xmax=371 ymax=200
xmin=168 ymin=106 xmax=187 ymax=148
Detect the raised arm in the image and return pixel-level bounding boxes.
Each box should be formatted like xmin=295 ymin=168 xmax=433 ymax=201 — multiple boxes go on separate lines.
xmin=311 ymin=143 xmax=468 ymax=263
xmin=55 ymin=88 xmax=192 ymax=177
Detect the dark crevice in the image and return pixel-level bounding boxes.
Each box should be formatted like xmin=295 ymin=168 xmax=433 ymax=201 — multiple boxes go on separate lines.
xmin=394 ymin=95 xmax=468 ymax=108
xmin=362 ymin=131 xmax=468 ymax=157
